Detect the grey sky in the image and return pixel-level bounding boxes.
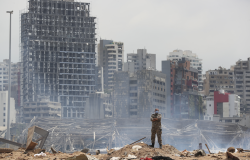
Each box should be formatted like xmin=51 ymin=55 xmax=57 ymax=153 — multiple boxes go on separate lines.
xmin=1 ymin=0 xmax=250 ymax=73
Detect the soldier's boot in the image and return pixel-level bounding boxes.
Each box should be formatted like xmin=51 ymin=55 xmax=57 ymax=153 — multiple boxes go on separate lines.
xmin=159 ymin=144 xmax=162 ymax=149
xmin=149 ymin=143 xmax=155 ymax=148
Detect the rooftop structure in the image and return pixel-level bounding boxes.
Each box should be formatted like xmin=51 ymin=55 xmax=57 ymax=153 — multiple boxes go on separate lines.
xmin=124 ymin=49 xmax=156 ymax=73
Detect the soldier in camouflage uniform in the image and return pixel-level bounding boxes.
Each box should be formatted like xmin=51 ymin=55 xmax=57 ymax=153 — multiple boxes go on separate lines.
xmin=150 ymin=108 xmax=162 ymax=149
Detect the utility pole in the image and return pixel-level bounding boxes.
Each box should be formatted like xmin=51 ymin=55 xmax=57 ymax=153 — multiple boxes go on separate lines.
xmin=6 ymin=10 xmax=13 ymax=148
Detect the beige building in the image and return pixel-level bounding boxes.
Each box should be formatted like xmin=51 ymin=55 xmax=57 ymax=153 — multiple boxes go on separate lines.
xmin=23 ymin=96 xmax=61 ymax=123
xmin=203 ymin=67 xmax=234 ymax=96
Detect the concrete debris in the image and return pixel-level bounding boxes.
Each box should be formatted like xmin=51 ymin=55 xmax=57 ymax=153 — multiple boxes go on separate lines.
xmin=227 ymin=147 xmax=235 ymax=153
xmin=193 ymin=149 xmax=206 ymax=157
xmin=34 ymin=152 xmax=46 ymax=157
xmin=33 ymin=148 xmax=45 ymax=154
xmin=51 ymin=147 xmax=57 ymax=154
xmin=66 ymin=154 xmax=88 ymax=160
xmin=81 ymin=148 xmax=89 ymax=153
xmin=96 ymin=150 xmax=100 ymax=155
xmin=132 ymin=145 xmax=142 ymax=151
xmin=127 ymin=154 xmax=137 ymax=159
xmin=226 ymin=152 xmax=240 ymax=160
xmin=0 ymin=148 xmax=14 ymax=153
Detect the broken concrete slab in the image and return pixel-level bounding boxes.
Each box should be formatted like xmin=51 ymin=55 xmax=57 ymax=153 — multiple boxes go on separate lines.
xmin=26 ymin=126 xmax=49 ymax=150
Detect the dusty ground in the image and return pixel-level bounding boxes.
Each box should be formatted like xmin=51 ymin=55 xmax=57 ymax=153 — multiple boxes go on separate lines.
xmin=0 ymin=143 xmax=250 ymax=160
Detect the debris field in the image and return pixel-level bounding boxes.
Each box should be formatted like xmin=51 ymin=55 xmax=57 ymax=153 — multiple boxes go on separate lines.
xmin=1 ymin=143 xmax=250 ymax=160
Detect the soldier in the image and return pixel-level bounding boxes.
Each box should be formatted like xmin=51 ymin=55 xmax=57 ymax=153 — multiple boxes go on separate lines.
xmin=150 ymin=108 xmax=162 ymax=149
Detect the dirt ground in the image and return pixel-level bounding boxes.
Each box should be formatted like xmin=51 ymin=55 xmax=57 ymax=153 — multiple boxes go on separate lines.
xmin=1 ymin=143 xmax=250 ymax=160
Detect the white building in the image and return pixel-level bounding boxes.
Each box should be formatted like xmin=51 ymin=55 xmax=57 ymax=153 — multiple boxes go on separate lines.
xmin=0 ymin=91 xmax=16 ymax=127
xmin=97 ymin=39 xmax=124 ymax=91
xmin=204 ymin=90 xmax=240 ymax=121
xmin=124 ymin=49 xmax=156 ymax=73
xmin=167 ymin=50 xmax=203 ymax=91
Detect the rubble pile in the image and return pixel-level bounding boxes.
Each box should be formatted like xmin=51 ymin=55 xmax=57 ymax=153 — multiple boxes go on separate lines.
xmin=2 ymin=145 xmax=250 ymax=160
xmin=101 ymin=142 xmax=180 ymax=159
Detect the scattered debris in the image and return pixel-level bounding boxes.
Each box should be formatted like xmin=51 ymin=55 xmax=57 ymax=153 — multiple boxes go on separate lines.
xmin=226 ymin=151 xmax=240 ymax=160
xmin=205 ymin=144 xmax=211 ymax=154
xmin=151 ymin=156 xmax=174 ymax=160
xmin=127 ymin=154 xmax=137 ymax=159
xmin=132 ymin=145 xmax=142 ymax=151
xmin=34 ymin=151 xmax=46 ymax=157
xmin=81 ymin=148 xmax=89 ymax=153
xmin=66 ymin=154 xmax=88 ymax=160
xmin=227 ymin=147 xmax=235 ymax=153
xmin=96 ymin=150 xmax=100 ymax=155
xmin=193 ymin=149 xmax=206 ymax=157
xmin=0 ymin=148 xmax=14 ymax=153
xmin=51 ymin=147 xmax=57 ymax=154
xmin=129 ymin=137 xmax=146 ymax=145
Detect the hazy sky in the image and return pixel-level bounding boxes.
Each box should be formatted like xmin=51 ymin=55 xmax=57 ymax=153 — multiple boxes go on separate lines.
xmin=1 ymin=0 xmax=250 ymax=73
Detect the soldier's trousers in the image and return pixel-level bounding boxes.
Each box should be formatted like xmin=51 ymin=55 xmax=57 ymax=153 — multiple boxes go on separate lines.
xmin=151 ymin=127 xmax=162 ymax=145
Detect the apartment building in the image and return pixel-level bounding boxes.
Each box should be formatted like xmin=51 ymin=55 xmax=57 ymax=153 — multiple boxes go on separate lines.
xmin=203 ymin=67 xmax=234 ymax=96
xmin=21 ymin=0 xmax=96 ymax=118
xmin=162 ymin=58 xmax=202 ymax=119
xmin=167 ymin=50 xmax=203 ymax=91
xmin=0 ymin=91 xmax=16 ymax=127
xmin=113 ymin=70 xmax=167 ymax=118
xmin=124 ymin=49 xmax=156 ymax=73
xmin=233 ymin=58 xmax=250 ymax=113
xmin=97 ymin=39 xmax=124 ymax=91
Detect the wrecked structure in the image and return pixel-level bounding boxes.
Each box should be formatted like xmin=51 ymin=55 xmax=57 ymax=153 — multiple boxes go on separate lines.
xmin=2 ymin=117 xmax=250 ymax=153
xmin=162 ymin=58 xmax=202 ymax=119
xmin=23 ymin=96 xmax=61 ymax=123
xmin=85 ymin=92 xmax=113 ymax=119
xmin=113 ymin=70 xmax=167 ymax=118
xmin=21 ymin=0 xmax=96 ymax=118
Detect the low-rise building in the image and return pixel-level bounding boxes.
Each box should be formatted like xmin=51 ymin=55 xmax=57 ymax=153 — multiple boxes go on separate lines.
xmin=23 ymin=96 xmax=61 ymax=123
xmin=204 ymin=89 xmax=240 ymax=121
xmin=0 ymin=91 xmax=16 ymax=127
xmin=113 ymin=70 xmax=167 ymax=118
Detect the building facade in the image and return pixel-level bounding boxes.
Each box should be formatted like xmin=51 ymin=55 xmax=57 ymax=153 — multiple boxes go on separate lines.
xmin=233 ymin=58 xmax=250 ymax=114
xmin=97 ymin=39 xmax=124 ymax=91
xmin=162 ymin=58 xmax=202 ymax=119
xmin=0 ymin=91 xmax=16 ymax=127
xmin=23 ymin=96 xmax=61 ymax=123
xmin=21 ymin=0 xmax=96 ymax=118
xmin=124 ymin=49 xmax=156 ymax=73
xmin=203 ymin=67 xmax=234 ymax=96
xmin=113 ymin=70 xmax=167 ymax=118
xmin=84 ymin=92 xmax=113 ymax=119
xmin=204 ymin=90 xmax=240 ymax=121
xmin=167 ymin=50 xmax=203 ymax=91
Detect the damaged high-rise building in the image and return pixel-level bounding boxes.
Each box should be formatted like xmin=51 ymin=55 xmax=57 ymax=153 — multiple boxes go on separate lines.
xmin=21 ymin=0 xmax=96 ymax=119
